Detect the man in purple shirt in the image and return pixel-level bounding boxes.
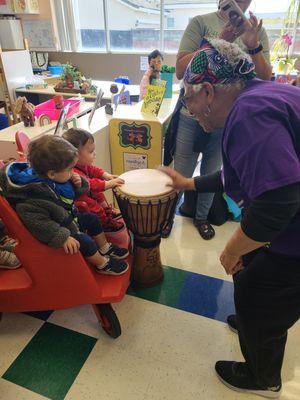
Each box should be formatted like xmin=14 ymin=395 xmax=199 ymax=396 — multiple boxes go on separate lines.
xmin=161 ymin=38 xmax=300 ymax=398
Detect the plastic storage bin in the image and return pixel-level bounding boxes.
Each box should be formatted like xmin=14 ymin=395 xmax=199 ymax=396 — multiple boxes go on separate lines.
xmin=34 ymin=99 xmax=80 ymax=120
xmin=48 ymin=65 xmax=63 ymax=75
xmin=115 ymin=77 xmax=130 ymax=85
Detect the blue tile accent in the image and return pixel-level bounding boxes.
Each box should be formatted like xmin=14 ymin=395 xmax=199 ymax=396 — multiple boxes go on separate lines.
xmin=24 ymin=310 xmax=53 ymax=321
xmin=177 ymin=272 xmax=235 ymax=322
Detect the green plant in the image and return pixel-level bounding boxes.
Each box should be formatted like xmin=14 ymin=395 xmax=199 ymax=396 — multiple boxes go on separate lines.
xmin=161 ymin=65 xmax=176 ymax=73
xmin=286 ymin=0 xmax=300 ymax=29
xmin=61 ymin=63 xmax=81 ymax=83
xmin=271 ymin=0 xmax=300 ymax=68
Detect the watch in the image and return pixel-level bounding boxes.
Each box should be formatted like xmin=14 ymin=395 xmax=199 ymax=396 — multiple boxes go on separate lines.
xmin=248 ymin=43 xmax=263 ymax=55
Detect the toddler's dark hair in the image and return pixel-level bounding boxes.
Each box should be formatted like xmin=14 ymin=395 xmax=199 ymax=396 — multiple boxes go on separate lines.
xmin=148 ymin=49 xmax=164 ymax=64
xmin=28 ymin=135 xmax=78 ymax=177
xmin=63 ymin=128 xmax=94 ymax=149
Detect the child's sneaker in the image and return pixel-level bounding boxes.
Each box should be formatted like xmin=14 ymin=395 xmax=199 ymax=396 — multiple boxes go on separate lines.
xmin=100 ymin=243 xmax=129 ymax=260
xmin=96 ymin=257 xmax=129 ymax=275
xmin=0 ymin=249 xmax=21 ymax=269
xmin=0 ymin=235 xmax=18 ymax=252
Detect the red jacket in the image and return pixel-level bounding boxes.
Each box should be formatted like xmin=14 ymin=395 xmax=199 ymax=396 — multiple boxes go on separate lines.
xmin=74 ymin=164 xmax=107 ymax=214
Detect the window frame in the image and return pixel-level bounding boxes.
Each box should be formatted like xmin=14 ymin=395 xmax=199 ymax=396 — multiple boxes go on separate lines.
xmin=56 ymin=0 xmax=300 ymax=55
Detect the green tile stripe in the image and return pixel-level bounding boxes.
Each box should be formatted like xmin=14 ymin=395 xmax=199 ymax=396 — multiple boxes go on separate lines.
xmin=2 ymin=322 xmax=96 ymax=400
xmin=127 ymin=265 xmax=187 ymax=307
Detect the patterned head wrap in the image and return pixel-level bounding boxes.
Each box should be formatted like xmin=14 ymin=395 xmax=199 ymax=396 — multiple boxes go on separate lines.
xmin=184 ymin=38 xmax=256 ymax=86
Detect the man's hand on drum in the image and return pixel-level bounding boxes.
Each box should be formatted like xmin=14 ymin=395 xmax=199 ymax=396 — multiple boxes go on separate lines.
xmin=159 ymin=166 xmax=195 ymax=191
xmin=105 ymin=177 xmax=125 ymax=190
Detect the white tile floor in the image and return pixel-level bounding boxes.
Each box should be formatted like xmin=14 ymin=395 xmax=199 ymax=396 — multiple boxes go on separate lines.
xmin=0 ymin=216 xmax=299 ymax=400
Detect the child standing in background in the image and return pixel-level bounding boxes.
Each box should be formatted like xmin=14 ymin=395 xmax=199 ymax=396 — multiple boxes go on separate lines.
xmin=0 ymin=135 xmax=129 ymax=275
xmin=139 ymin=49 xmax=164 ymax=101
xmin=63 ymin=128 xmax=125 ymax=233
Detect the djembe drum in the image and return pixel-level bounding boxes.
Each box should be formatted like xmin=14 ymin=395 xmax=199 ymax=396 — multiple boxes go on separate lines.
xmin=114 ymin=169 xmax=177 ymax=287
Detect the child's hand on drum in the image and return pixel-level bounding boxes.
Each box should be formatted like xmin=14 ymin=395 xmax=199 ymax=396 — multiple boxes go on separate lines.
xmin=105 ymin=177 xmax=125 ymax=190
xmin=103 ymin=172 xmax=119 ymax=181
xmin=158 ymin=166 xmax=195 ymax=191
xmin=70 ymin=172 xmax=82 ymax=188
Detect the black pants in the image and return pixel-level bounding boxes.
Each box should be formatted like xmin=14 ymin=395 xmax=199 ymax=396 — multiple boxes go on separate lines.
xmin=233 ymin=248 xmax=300 ymax=388
xmin=72 ymin=212 xmax=103 ymax=258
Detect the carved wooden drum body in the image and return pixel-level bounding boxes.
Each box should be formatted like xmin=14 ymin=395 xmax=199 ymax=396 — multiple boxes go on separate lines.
xmin=114 ymin=169 xmax=177 ymax=287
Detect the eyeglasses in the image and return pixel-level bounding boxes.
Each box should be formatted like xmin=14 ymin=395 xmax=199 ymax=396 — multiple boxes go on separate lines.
xmin=180 ymin=94 xmax=197 ymax=117
xmin=181 ymin=94 xmax=193 ymax=109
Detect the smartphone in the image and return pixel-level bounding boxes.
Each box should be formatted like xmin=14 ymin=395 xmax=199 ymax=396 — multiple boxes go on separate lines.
xmin=220 ymin=0 xmax=251 ymax=29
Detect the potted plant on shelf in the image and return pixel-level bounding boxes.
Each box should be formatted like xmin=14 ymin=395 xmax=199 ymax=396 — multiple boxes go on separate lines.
xmin=54 ymin=63 xmax=94 ymax=94
xmin=271 ymin=0 xmax=299 ymax=76
xmin=61 ymin=63 xmax=81 ymax=89
xmin=272 ymin=33 xmax=297 ymax=75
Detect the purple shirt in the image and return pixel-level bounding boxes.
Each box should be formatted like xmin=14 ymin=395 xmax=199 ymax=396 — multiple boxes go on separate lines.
xmin=222 ymin=78 xmax=300 ymax=257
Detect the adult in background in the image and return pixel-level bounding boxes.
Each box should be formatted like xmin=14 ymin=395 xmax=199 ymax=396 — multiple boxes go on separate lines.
xmin=161 ymin=39 xmax=300 ymax=398
xmin=164 ymin=0 xmax=271 ymax=240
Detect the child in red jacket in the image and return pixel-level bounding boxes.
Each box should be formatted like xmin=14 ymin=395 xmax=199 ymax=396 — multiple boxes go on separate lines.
xmin=63 ymin=128 xmax=124 ymax=232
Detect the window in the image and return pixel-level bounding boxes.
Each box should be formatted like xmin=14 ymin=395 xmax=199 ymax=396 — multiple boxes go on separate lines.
xmin=54 ymin=0 xmax=300 ymax=54
xmin=107 ymin=0 xmax=160 ymax=51
xmin=163 ymin=0 xmax=216 ymax=52
xmin=72 ymin=0 xmax=106 ymax=51
xmin=167 ymin=17 xmax=174 ymax=28
xmin=251 ymin=0 xmax=293 ymax=49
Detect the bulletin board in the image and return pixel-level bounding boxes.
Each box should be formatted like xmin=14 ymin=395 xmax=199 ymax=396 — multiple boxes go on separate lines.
xmin=22 ymin=20 xmax=56 ymax=51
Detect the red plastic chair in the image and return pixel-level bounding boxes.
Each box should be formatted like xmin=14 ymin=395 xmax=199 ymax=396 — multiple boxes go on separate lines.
xmin=0 ymin=195 xmax=131 ymax=338
xmin=15 ymin=131 xmax=30 ymax=161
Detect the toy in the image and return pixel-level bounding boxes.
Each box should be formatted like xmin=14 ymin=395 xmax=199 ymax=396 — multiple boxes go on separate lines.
xmin=161 ymin=65 xmax=176 ymax=74
xmin=38 ymin=114 xmax=52 ymax=127
xmin=90 ymin=84 xmax=98 ymax=95
xmin=53 ymin=95 xmax=64 ymax=109
xmin=110 ymin=84 xmax=119 ymax=95
xmin=14 ymin=97 xmax=35 ymax=127
xmin=105 ymin=84 xmax=119 ymax=115
xmin=105 ymin=103 xmax=114 ymax=115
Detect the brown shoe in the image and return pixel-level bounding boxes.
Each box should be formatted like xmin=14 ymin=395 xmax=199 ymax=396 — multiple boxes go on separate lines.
xmin=0 ymin=249 xmax=21 ymax=269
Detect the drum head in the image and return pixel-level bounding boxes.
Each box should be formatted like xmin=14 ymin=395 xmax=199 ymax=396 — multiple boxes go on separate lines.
xmin=118 ymin=169 xmax=174 ymax=198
